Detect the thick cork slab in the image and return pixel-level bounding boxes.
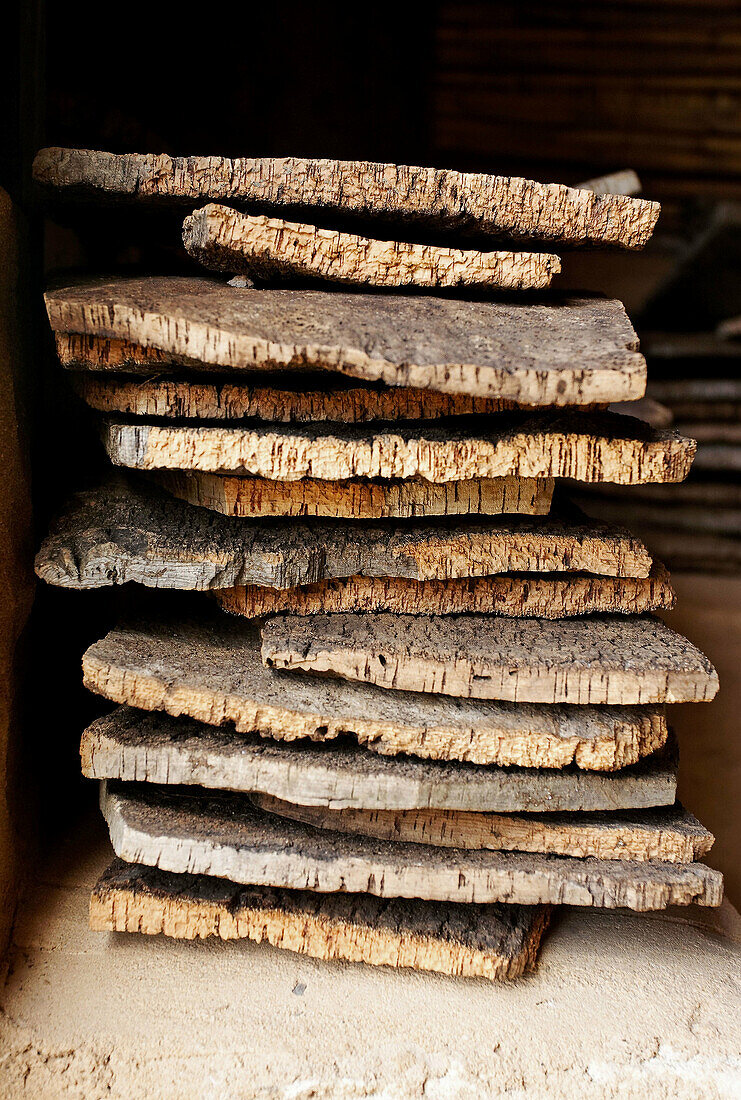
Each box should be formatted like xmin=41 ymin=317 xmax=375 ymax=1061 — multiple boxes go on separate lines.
xmin=182 ymin=206 xmax=561 ymax=290
xmin=44 ymin=277 xmax=647 ymax=405
xmin=82 ymin=622 xmax=668 ymax=772
xmin=158 ymin=470 xmax=553 ymax=519
xmin=83 ymin=708 xmax=676 ymax=811
xmin=101 ymin=413 xmax=694 ymax=485
xmin=36 ymin=480 xmax=651 ymax=594
xmin=261 ymin=613 xmax=719 ymax=705
xmin=215 ymin=563 xmax=675 ymax=619
xmin=100 ymin=782 xmax=722 ymax=910
xmin=70 ymin=365 xmax=536 ymax=420
xmin=90 ymin=859 xmax=551 ymax=981
xmin=33 ymin=148 xmax=660 ymax=248
xmin=254 ymin=795 xmax=713 ymax=864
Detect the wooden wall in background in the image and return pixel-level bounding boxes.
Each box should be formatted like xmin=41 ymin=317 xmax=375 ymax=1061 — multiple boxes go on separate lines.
xmin=434 ymin=1 xmax=741 ymax=202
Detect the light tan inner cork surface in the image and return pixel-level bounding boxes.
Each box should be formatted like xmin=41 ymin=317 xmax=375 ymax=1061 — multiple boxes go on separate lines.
xmin=1 ymin=814 xmax=739 ymax=1099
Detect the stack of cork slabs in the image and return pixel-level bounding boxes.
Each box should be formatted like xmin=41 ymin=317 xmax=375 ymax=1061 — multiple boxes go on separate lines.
xmin=35 ymin=149 xmax=722 ymax=981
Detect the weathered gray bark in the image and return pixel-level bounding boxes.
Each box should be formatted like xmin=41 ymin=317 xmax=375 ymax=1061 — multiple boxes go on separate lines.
xmin=261 ymin=613 xmax=719 ymax=705
xmin=90 ymin=859 xmax=551 ymax=980
xmin=100 ymin=782 xmax=722 ymax=910
xmin=44 ymin=277 xmax=647 ymax=404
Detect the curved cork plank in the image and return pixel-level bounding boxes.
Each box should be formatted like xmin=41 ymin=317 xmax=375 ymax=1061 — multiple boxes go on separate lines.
xmin=33 ymin=148 xmax=660 ymax=248
xmin=100 ymin=783 xmax=722 ymax=911
xmin=253 ymin=796 xmax=713 ymax=864
xmin=182 ymin=206 xmax=561 ymax=290
xmin=261 ymin=613 xmax=719 ymax=705
xmin=215 ymin=563 xmax=675 ymax=619
xmin=90 ymin=859 xmax=551 ymax=981
xmin=158 ymin=471 xmax=553 ymax=519
xmin=102 ymin=413 xmax=695 ymax=485
xmin=44 ymin=277 xmax=647 ymax=405
xmin=36 ymin=480 xmax=651 ymax=593
xmin=81 ymin=622 xmax=669 ymax=772
xmin=83 ymin=708 xmax=676 ymax=811
xmin=70 ymin=367 xmax=535 ymax=420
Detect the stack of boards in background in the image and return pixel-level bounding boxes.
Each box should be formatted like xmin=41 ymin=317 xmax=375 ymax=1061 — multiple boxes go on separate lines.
xmin=33 ymin=148 xmax=722 ymax=981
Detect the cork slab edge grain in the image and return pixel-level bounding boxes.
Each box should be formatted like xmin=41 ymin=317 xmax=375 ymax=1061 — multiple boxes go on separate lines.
xmin=43 ymin=277 xmax=647 ymax=404
xmin=260 ymin=613 xmax=720 ymax=705
xmin=90 ymin=858 xmax=551 ymax=981
xmin=101 ymin=414 xmax=695 ymax=485
xmin=81 ymin=618 xmax=670 ymax=773
xmin=33 ymin=148 xmax=660 ymax=249
xmin=252 ymin=795 xmax=714 ymax=864
xmin=99 ymin=782 xmax=722 ymax=911
xmin=182 ymin=206 xmax=561 ymax=290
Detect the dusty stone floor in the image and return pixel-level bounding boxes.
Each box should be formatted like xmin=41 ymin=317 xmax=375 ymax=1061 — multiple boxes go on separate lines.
xmin=1 ymin=813 xmax=740 ymax=1099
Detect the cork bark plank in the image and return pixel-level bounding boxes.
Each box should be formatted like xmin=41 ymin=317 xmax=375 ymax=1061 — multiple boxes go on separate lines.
xmin=33 ymin=148 xmax=660 ymax=249
xmin=81 ymin=622 xmax=669 ymax=773
xmin=100 ymin=782 xmax=722 ymax=910
xmin=44 ymin=277 xmax=647 ymax=405
xmin=215 ymin=563 xmax=675 ymax=620
xmin=261 ymin=613 xmax=719 ymax=705
xmin=84 ymin=708 xmax=677 ymax=811
xmin=158 ymin=471 xmax=553 ymax=520
xmin=70 ymin=367 xmax=539 ymax=421
xmin=101 ymin=413 xmax=695 ymax=485
xmin=182 ymin=206 xmax=561 ymax=290
xmin=90 ymin=859 xmax=551 ymax=981
xmin=254 ymin=796 xmax=713 ymax=864
xmin=36 ymin=480 xmax=651 ymax=594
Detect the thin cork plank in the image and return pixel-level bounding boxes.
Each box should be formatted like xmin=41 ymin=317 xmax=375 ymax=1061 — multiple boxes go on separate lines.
xmin=101 ymin=413 xmax=694 ymax=485
xmin=158 ymin=471 xmax=553 ymax=519
xmin=182 ymin=206 xmax=561 ymax=290
xmin=100 ymin=783 xmax=722 ymax=911
xmin=33 ymin=148 xmax=660 ymax=249
xmin=36 ymin=480 xmax=651 ymax=593
xmin=215 ymin=563 xmax=675 ymax=620
xmin=44 ymin=277 xmax=647 ymax=405
xmin=70 ymin=365 xmax=537 ymax=420
xmin=253 ymin=796 xmax=713 ymax=864
xmin=81 ymin=622 xmax=669 ymax=773
xmin=90 ymin=859 xmax=551 ymax=981
xmin=261 ymin=613 xmax=719 ymax=705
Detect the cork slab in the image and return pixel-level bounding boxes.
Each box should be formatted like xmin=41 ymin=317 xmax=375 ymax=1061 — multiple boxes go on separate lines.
xmin=82 ymin=620 xmax=669 ymax=772
xmin=101 ymin=413 xmax=694 ymax=485
xmin=70 ymin=365 xmax=535 ymax=420
xmin=44 ymin=277 xmax=647 ymax=405
xmin=33 ymin=148 xmax=660 ymax=248
xmin=101 ymin=783 xmax=721 ymax=910
xmin=215 ymin=563 xmax=675 ymax=619
xmin=36 ymin=480 xmax=651 ymax=594
xmin=261 ymin=613 xmax=719 ymax=705
xmin=254 ymin=796 xmax=713 ymax=864
xmin=90 ymin=859 xmax=551 ymax=981
xmin=182 ymin=206 xmax=561 ymax=290
xmin=158 ymin=471 xmax=553 ymax=519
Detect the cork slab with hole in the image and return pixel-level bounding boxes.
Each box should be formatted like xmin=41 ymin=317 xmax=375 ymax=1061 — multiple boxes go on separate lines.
xmin=44 ymin=277 xmax=647 ymax=404
xmin=90 ymin=859 xmax=551 ymax=981
xmin=215 ymin=563 xmax=674 ymax=619
xmin=261 ymin=613 xmax=719 ymax=705
xmin=158 ymin=471 xmax=553 ymax=519
xmin=33 ymin=148 xmax=660 ymax=248
xmin=100 ymin=782 xmax=722 ymax=910
xmin=101 ymin=412 xmax=694 ymax=485
xmin=253 ymin=795 xmax=713 ymax=864
xmin=82 ymin=620 xmax=669 ymax=772
xmin=36 ymin=480 xmax=651 ymax=593
xmin=182 ymin=206 xmax=561 ymax=290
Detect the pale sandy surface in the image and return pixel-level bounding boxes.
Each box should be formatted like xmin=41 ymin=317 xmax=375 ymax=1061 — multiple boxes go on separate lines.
xmin=1 ymin=814 xmax=740 ymax=1099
